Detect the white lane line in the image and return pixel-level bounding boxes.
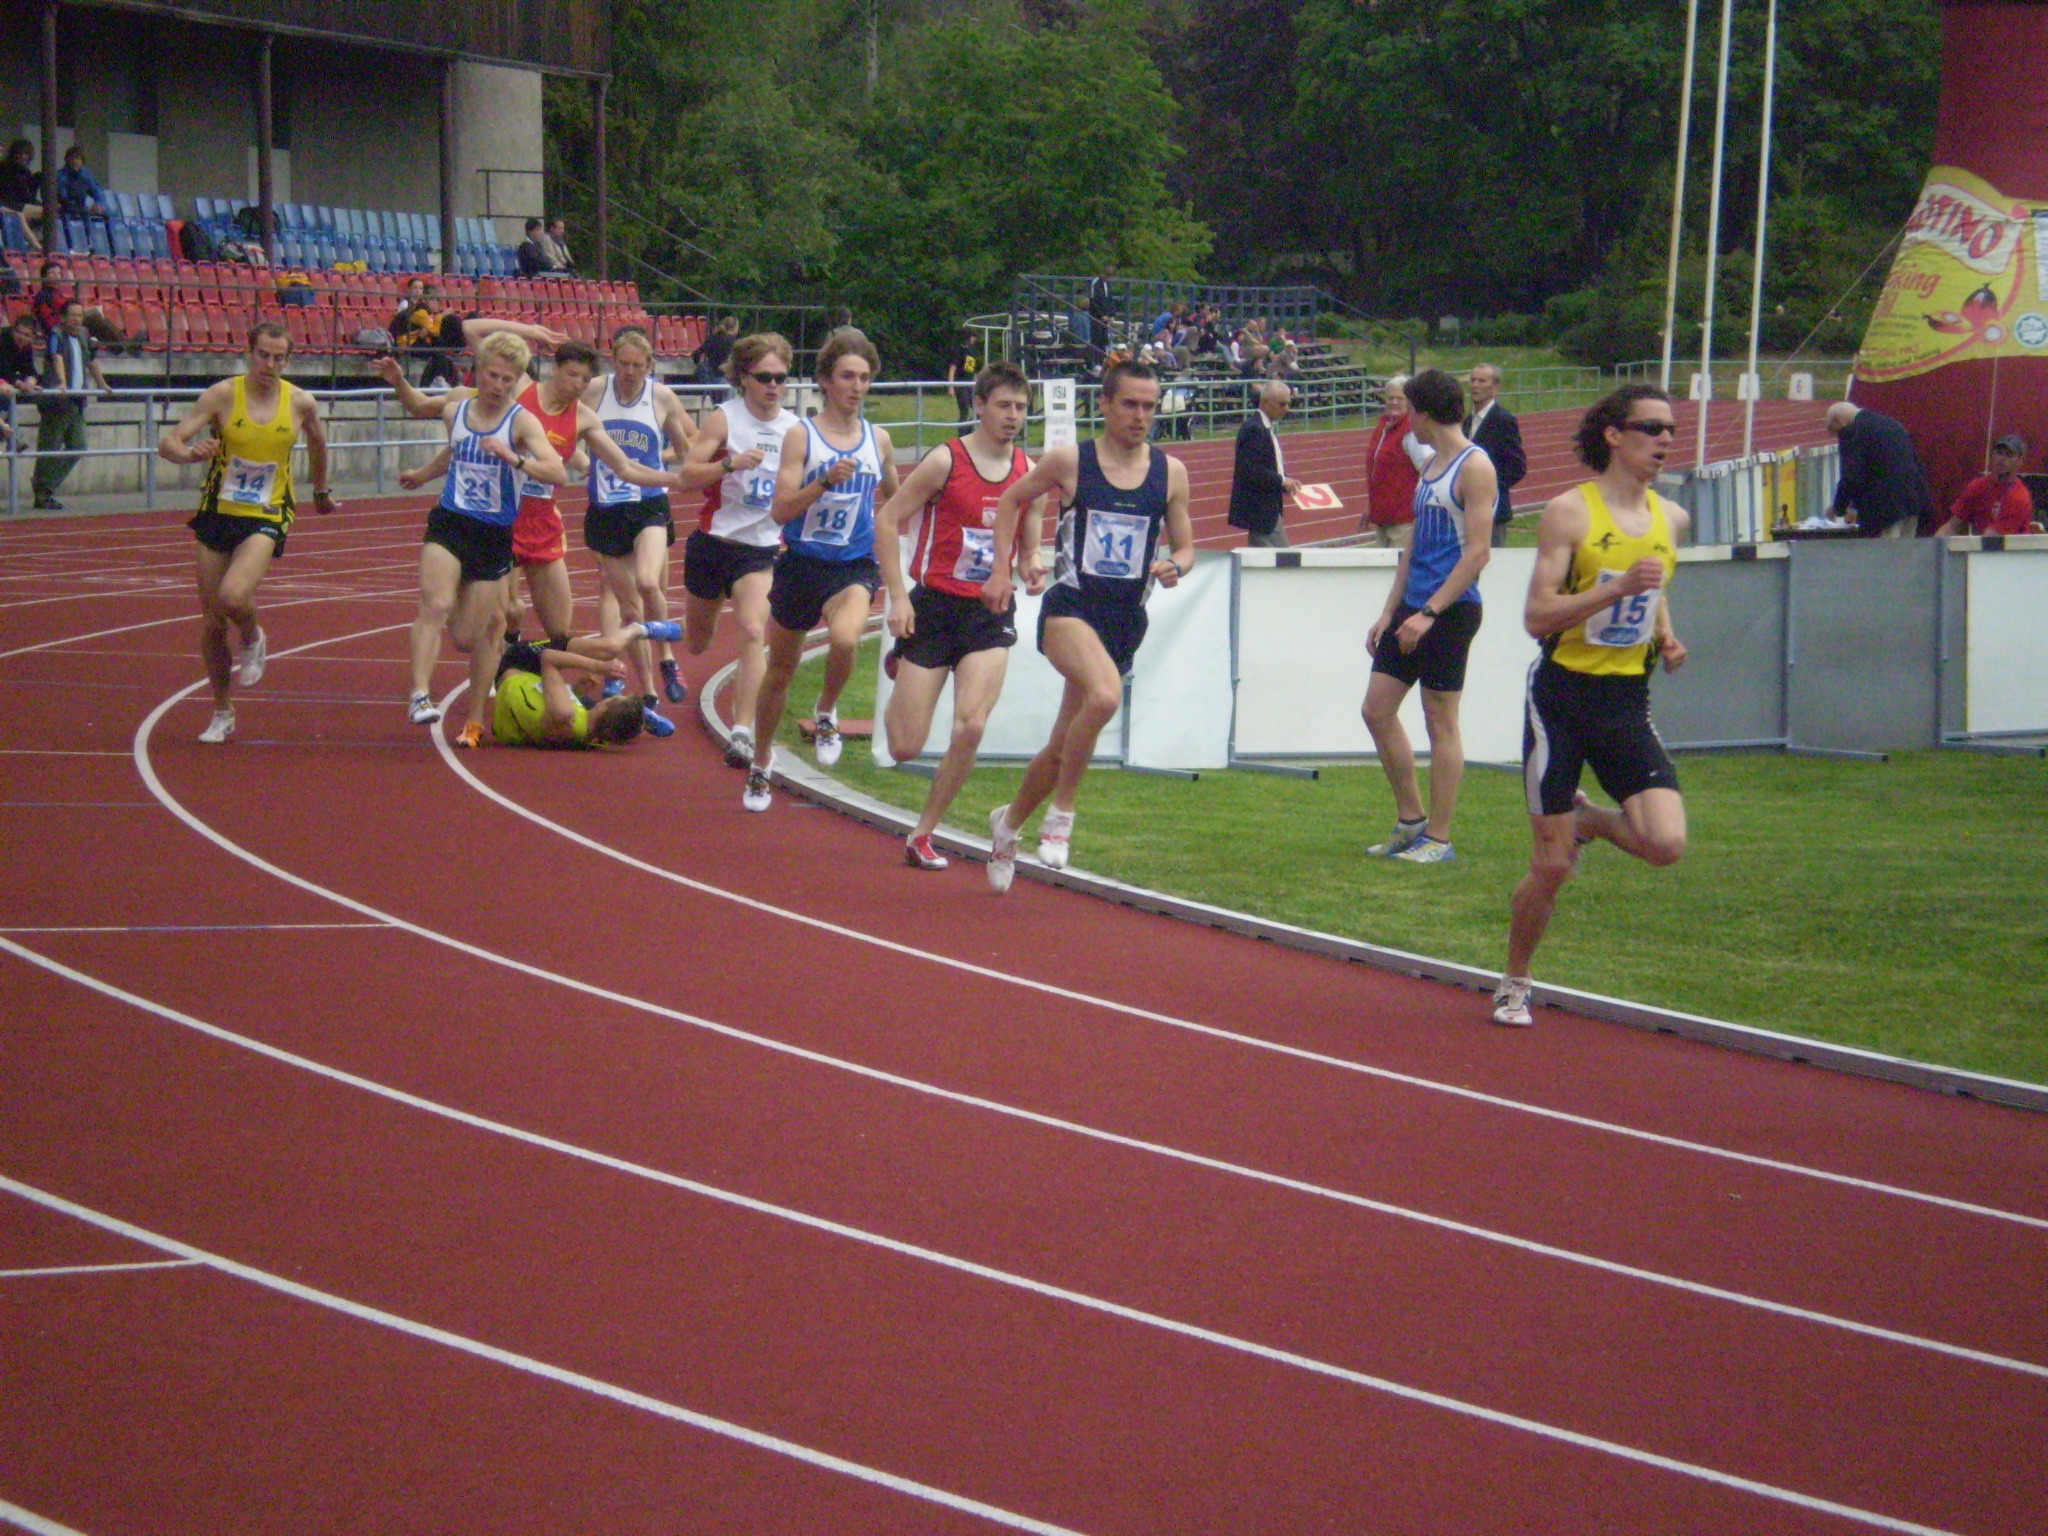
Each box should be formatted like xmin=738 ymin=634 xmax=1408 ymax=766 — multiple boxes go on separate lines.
xmin=427 ymin=694 xmax=2048 ymax=1235
xmin=0 ymin=923 xmax=392 ymax=934
xmin=111 ymin=645 xmax=2048 ymax=1376
xmin=0 ymin=1497 xmax=94 ymax=1536
xmin=0 ymin=1257 xmax=202 ymax=1279
xmin=0 ymin=535 xmax=428 ymax=587
xmin=0 ymin=1176 xmax=1094 ymax=1536
xmin=0 ymin=559 xmax=419 ymax=616
xmin=0 ymin=1021 xmax=1977 ymax=1536
xmin=0 ymin=586 xmax=412 ymax=662
xmin=8 ymin=886 xmax=2043 ymax=1393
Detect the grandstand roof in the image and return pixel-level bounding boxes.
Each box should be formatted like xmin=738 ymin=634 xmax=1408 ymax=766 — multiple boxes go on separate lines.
xmin=66 ymin=0 xmax=610 ymax=79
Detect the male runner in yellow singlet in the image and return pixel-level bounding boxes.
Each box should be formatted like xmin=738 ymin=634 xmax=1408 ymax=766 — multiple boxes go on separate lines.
xmin=159 ymin=320 xmax=335 ymax=744
xmin=1495 ymin=384 xmax=1690 ymax=1027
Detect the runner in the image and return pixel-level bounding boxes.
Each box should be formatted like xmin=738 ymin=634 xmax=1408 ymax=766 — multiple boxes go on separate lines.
xmin=583 ymin=326 xmax=699 ymax=736
xmin=978 ymin=359 xmax=1195 ymax=888
xmin=157 ymin=320 xmax=336 ymax=744
xmin=742 ymin=328 xmax=900 ymax=813
xmin=1495 ymin=383 xmax=1690 ymax=1028
xmin=491 ymin=620 xmax=685 ymax=749
xmin=681 ymin=332 xmax=800 ymax=770
xmin=1361 ymin=368 xmax=1498 ymax=863
xmin=875 ymin=360 xmax=1041 ymax=869
xmin=393 ymin=330 xmax=569 ymax=746
xmin=375 ymin=341 xmax=690 ymax=661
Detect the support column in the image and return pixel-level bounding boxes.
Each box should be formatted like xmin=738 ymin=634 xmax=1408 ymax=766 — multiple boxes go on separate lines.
xmin=40 ymin=1 xmax=60 ymax=253
xmin=255 ymin=33 xmax=275 ymax=260
xmin=592 ymin=76 xmax=609 ymax=282
xmin=439 ymin=58 xmax=458 ymax=275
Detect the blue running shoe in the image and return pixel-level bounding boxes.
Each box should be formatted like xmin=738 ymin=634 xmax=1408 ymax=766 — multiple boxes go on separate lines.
xmin=642 ymin=705 xmax=676 ymax=737
xmin=661 ymin=658 xmax=688 ymax=704
xmin=601 ymin=677 xmax=626 ymax=700
xmin=642 ymin=620 xmax=682 ymax=642
xmin=1393 ymin=836 xmax=1456 ymax=864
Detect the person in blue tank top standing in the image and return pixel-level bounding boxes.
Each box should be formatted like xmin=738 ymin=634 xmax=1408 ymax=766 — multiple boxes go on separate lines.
xmin=396 ymin=331 xmax=571 ymax=745
xmin=1361 ymin=368 xmax=1498 ymax=863
xmin=980 ymin=359 xmax=1195 ymax=888
xmin=742 ymin=328 xmax=901 ymax=812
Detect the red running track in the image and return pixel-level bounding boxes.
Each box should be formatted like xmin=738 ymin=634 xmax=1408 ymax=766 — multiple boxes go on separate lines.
xmin=3 ymin=491 xmax=2046 ymax=1536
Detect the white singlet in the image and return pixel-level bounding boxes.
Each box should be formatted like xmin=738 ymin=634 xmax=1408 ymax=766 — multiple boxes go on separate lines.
xmin=701 ymin=397 xmax=801 ymax=547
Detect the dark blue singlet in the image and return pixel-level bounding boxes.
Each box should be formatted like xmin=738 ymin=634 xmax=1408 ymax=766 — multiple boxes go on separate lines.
xmin=1050 ymin=440 xmax=1169 ymax=609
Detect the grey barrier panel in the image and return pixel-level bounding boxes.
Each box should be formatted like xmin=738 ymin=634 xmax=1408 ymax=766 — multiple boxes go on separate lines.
xmin=1787 ymin=540 xmax=1942 ymax=752
xmin=1938 ymin=546 xmax=1970 ymax=738
xmin=1657 ymin=553 xmax=1789 ymax=747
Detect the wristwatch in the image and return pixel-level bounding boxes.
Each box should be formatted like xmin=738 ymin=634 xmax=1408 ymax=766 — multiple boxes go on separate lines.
xmin=722 ymin=453 xmax=734 ymax=474
xmin=1419 ymin=605 xmax=1439 ymax=619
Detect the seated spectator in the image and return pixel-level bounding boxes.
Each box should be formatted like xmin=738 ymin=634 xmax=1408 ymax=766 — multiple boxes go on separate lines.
xmin=0 ymin=314 xmax=40 ymax=392
xmin=1936 ymin=434 xmax=2043 ymax=536
xmin=516 ymin=218 xmax=551 ymax=278
xmin=540 ymin=217 xmax=575 ymax=276
xmin=694 ymin=313 xmax=739 ymax=384
xmin=31 ymin=260 xmax=125 ymax=351
xmin=390 ymin=276 xmax=429 ymax=342
xmin=55 ymin=146 xmax=105 ymax=221
xmin=0 ymin=138 xmax=44 ymax=251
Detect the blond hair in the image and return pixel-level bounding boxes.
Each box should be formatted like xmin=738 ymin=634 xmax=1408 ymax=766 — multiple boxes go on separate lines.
xmin=475 ymin=331 xmax=532 ymax=376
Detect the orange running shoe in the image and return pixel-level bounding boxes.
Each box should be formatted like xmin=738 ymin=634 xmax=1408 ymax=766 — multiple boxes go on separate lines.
xmin=455 ymin=722 xmax=484 ymax=750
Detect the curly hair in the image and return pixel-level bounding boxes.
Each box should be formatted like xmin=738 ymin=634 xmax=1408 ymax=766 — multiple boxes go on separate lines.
xmin=1403 ymin=368 xmax=1465 ymax=426
xmin=1576 ymin=383 xmax=1673 ymax=471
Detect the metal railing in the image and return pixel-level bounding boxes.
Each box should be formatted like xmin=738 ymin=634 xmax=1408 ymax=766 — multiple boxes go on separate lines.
xmin=1662 ymin=442 xmax=1842 ymax=544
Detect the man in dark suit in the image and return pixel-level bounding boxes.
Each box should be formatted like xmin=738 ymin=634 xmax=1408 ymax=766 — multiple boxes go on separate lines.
xmin=1228 ymin=380 xmax=1302 ymax=547
xmin=1826 ymin=401 xmax=1938 ymax=537
xmin=1466 ymin=363 xmax=1527 ymax=546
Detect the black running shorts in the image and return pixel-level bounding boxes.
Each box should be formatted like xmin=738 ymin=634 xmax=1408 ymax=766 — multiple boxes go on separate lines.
xmin=190 ymin=509 xmax=288 ymax=558
xmin=583 ymin=493 xmax=674 ymax=559
xmin=423 ymin=505 xmax=515 ymax=584
xmin=1522 ymin=658 xmax=1680 ymax=817
xmin=895 ymin=585 xmax=1016 ymax=673
xmin=1371 ymin=600 xmax=1483 ymax=693
xmin=1038 ymin=583 xmax=1147 ymax=677
xmin=768 ymin=547 xmax=880 ymax=633
xmin=683 ymin=528 xmax=780 ymax=601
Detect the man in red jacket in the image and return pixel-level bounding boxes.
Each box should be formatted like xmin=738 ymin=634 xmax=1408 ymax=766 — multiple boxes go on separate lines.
xmin=1935 ymin=435 xmax=2042 ymax=536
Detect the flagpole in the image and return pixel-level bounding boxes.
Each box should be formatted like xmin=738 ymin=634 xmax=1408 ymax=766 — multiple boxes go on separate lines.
xmin=1696 ymin=0 xmax=1736 ymax=466
xmin=1742 ymin=0 xmax=1781 ymax=461
xmin=1659 ymin=0 xmax=1703 ymax=393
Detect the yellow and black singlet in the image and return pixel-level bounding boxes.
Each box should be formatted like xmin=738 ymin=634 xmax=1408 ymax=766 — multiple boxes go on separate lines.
xmin=1546 ymin=481 xmax=1678 ymax=677
xmin=198 ymin=376 xmax=299 ymax=525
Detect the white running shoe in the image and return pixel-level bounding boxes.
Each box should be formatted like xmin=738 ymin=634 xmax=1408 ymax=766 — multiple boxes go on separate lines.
xmin=408 ymin=692 xmax=442 ymax=726
xmin=987 ymin=805 xmax=1019 ymax=894
xmin=725 ymin=727 xmax=755 ymax=770
xmin=742 ymin=756 xmax=774 ymax=813
xmin=198 ymin=707 xmax=235 ymax=744
xmin=1492 ymin=976 xmax=1535 ymax=1028
xmin=1038 ymin=807 xmax=1074 ymax=870
xmin=1367 ymin=817 xmax=1429 ymax=857
xmin=236 ymin=626 xmax=267 ymax=688
xmin=813 ymin=709 xmax=843 ymax=768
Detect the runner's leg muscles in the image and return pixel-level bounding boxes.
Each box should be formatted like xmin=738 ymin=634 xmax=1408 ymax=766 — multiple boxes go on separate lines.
xmin=1362 ymin=671 xmax=1424 ymax=823
xmin=816 ymin=582 xmax=870 ymax=715
xmin=914 ymin=646 xmax=1009 ymax=838
xmin=410 ymin=542 xmax=464 ymax=699
xmin=727 ymin=568 xmax=773 ymax=729
xmin=1507 ymin=814 xmax=1580 ymax=978
xmin=751 ymin=622 xmax=807 ymax=768
xmin=1418 ymin=685 xmax=1465 ymax=841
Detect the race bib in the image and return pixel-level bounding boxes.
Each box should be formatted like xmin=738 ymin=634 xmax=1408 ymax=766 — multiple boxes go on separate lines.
xmin=221 ymin=455 xmax=278 ymax=507
xmin=592 ymin=461 xmax=633 ymax=504
xmin=952 ymin=527 xmax=996 ymax=584
xmin=1080 ymin=508 xmax=1151 ymax=581
xmin=801 ymin=484 xmax=860 ymax=546
xmin=518 ymin=468 xmax=554 ymax=501
xmin=741 ymin=470 xmax=777 ymax=510
xmin=1585 ymin=567 xmax=1662 ymax=648
xmin=452 ymin=459 xmax=502 ymax=514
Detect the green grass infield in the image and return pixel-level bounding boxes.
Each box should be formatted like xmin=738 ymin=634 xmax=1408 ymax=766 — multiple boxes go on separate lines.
xmin=782 ymin=641 xmax=2048 ymax=1088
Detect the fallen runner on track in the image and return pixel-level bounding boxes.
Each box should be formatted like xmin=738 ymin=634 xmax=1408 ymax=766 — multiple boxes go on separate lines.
xmin=489 ymin=620 xmax=682 ymax=749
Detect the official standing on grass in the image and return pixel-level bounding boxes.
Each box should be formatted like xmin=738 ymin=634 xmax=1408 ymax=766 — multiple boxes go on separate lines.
xmin=1466 ymin=363 xmax=1527 ymax=547
xmin=1496 ymin=383 xmax=1690 ymax=1029
xmin=1228 ymin=380 xmax=1302 ymax=548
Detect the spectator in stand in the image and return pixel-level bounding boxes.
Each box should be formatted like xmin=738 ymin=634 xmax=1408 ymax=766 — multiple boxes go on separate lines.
xmin=55 ymin=146 xmax=106 ymax=221
xmin=1825 ymin=401 xmax=1938 ymax=538
xmin=1228 ymin=380 xmax=1302 ymax=549
xmin=1357 ymin=374 xmax=1431 ymax=549
xmin=1465 ymin=362 xmax=1527 ymax=546
xmin=945 ymin=326 xmax=979 ymax=420
xmin=390 ymin=276 xmax=429 ymax=343
xmin=694 ymin=314 xmax=740 ymax=385
xmin=1236 ymin=317 xmax=1270 ymax=378
xmin=1085 ymin=270 xmax=1113 ymax=356
xmin=32 ymin=298 xmax=107 ymax=509
xmin=515 ymin=218 xmax=551 ymax=278
xmin=1936 ymin=434 xmax=2043 ymax=536
xmin=31 ymin=260 xmax=124 ymax=351
xmin=542 ymin=218 xmax=576 ymax=275
xmin=403 ymin=286 xmax=476 ymax=389
xmin=0 ymin=314 xmax=39 ymax=443
xmin=0 ymin=139 xmax=44 ymax=252
xmin=1193 ymin=306 xmax=1223 ymax=357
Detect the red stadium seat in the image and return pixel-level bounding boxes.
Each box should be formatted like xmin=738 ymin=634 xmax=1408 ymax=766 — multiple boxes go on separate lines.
xmin=167 ymin=308 xmax=192 ymax=350
xmin=139 ymin=305 xmax=167 ymax=349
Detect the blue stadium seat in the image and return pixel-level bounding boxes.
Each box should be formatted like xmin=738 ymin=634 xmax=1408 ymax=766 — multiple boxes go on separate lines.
xmin=192 ymin=195 xmax=215 ymax=225
xmin=107 ymin=190 xmax=134 ymax=221
xmin=87 ymin=220 xmax=112 ymax=258
xmin=147 ymin=223 xmax=171 ymax=259
xmin=154 ymin=194 xmax=175 ymax=223
xmin=1 ymin=211 xmax=27 ymax=252
xmin=109 ymin=220 xmax=134 ymax=259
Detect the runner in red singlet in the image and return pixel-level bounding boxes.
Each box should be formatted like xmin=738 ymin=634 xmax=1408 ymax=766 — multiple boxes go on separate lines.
xmin=875 ymin=361 xmax=1044 ymax=870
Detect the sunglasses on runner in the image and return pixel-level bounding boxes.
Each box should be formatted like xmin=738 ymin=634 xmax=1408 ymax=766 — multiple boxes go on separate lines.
xmin=749 ymin=371 xmax=789 ymax=385
xmin=1621 ymin=420 xmax=1679 ymax=437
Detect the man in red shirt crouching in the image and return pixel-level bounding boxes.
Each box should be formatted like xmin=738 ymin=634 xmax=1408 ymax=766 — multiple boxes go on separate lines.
xmin=1937 ymin=434 xmax=2043 ymax=536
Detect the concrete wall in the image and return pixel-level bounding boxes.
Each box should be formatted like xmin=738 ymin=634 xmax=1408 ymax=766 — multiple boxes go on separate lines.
xmin=0 ymin=9 xmax=543 ymax=231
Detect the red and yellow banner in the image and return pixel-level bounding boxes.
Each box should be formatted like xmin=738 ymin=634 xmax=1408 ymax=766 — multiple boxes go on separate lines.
xmin=1858 ymin=166 xmax=2048 ymax=383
